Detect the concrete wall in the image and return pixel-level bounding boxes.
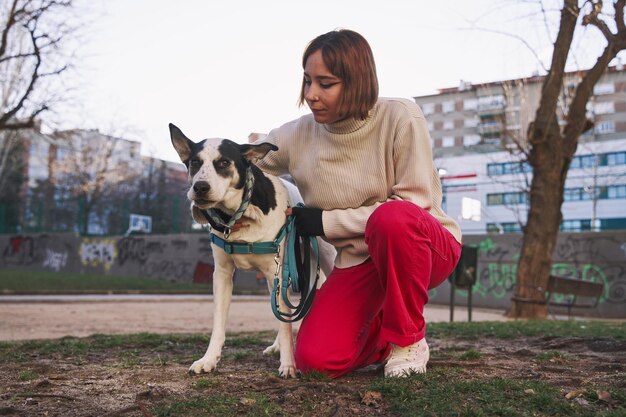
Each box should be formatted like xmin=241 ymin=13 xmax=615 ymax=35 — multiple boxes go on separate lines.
xmin=1 ymin=231 xmax=624 ymax=318
xmin=0 ymin=233 xmax=263 ymax=292
xmin=429 ymin=232 xmax=626 ymax=319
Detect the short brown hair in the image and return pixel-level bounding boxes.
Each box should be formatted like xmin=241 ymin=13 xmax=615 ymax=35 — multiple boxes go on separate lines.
xmin=298 ymin=29 xmax=379 ymax=120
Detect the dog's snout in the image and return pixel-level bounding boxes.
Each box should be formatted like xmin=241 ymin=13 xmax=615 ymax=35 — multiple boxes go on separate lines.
xmin=193 ymin=181 xmax=210 ymax=195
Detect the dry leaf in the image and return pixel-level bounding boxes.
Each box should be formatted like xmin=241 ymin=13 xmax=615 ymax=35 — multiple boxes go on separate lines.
xmin=524 ymin=389 xmax=535 ymax=395
xmin=597 ymin=390 xmax=611 ymax=402
xmin=240 ymin=397 xmax=256 ymax=406
xmin=565 ymin=389 xmax=584 ymax=399
xmin=361 ymin=391 xmax=383 ymax=407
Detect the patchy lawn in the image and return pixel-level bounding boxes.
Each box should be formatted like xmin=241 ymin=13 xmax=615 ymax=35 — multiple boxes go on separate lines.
xmin=0 ymin=321 xmax=624 ymax=416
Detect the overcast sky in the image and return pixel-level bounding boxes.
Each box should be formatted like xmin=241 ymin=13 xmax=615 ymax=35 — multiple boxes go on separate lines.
xmin=64 ymin=0 xmax=616 ymax=162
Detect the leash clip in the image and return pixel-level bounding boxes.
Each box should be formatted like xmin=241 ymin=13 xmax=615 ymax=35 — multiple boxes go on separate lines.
xmin=223 ymin=226 xmax=231 ymax=240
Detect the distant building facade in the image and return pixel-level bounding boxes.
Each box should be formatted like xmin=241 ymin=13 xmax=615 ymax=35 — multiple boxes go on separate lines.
xmin=2 ymin=127 xmax=192 ymax=235
xmin=414 ymin=67 xmax=626 ymax=234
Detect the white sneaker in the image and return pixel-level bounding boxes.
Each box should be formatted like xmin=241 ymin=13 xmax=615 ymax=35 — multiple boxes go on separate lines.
xmin=384 ymin=339 xmax=429 ymax=377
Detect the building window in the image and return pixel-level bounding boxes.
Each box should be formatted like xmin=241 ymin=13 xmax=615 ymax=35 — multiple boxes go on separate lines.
xmin=593 ymin=101 xmax=614 ymax=115
xmin=463 ymin=134 xmax=481 ymax=147
xmin=487 ymin=161 xmax=532 ymax=176
xmin=595 ymin=120 xmax=615 ymax=134
xmin=564 ymin=187 xmax=594 ymax=201
xmin=593 ymin=83 xmax=615 ymax=95
xmin=606 ymin=151 xmax=626 ymax=166
xmin=570 ymin=154 xmax=598 ymax=169
xmin=487 ymin=222 xmax=522 ymax=233
xmin=465 ymin=117 xmax=479 ymax=128
xmin=442 ymin=101 xmax=455 ymax=113
xmin=422 ymin=103 xmax=435 ymax=115
xmin=443 ymin=120 xmax=454 ymax=130
xmin=561 ymin=219 xmax=592 ymax=232
xmin=464 ymin=98 xmax=478 ymax=111
xmin=442 ymin=136 xmax=455 ymax=147
xmin=608 ymin=185 xmax=626 ymax=199
xmin=487 ymin=192 xmax=527 ymax=206
xmin=477 ymin=95 xmax=505 ymax=111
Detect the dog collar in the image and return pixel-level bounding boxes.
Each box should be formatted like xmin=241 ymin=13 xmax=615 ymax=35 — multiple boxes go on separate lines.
xmin=202 ymin=166 xmax=254 ymax=239
xmin=209 ymin=223 xmax=287 ymax=255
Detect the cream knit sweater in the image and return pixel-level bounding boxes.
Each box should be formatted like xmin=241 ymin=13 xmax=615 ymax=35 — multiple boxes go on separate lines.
xmin=257 ymin=97 xmax=462 ymax=268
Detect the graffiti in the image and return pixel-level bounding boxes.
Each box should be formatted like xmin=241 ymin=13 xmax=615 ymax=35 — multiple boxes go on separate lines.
xmin=43 ymin=249 xmax=68 ymax=272
xmin=79 ymin=238 xmax=117 ymax=271
xmin=117 ymin=237 xmax=148 ymax=265
xmin=145 ymin=260 xmax=193 ymax=281
xmin=193 ymin=261 xmax=214 ymax=284
xmin=474 ymin=262 xmax=517 ymax=299
xmin=171 ymin=240 xmax=189 ymax=250
xmin=1 ymin=235 xmax=36 ymax=266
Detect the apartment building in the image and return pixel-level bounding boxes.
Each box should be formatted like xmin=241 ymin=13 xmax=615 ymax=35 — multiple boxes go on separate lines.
xmin=414 ymin=67 xmax=626 ymax=234
xmin=1 ymin=127 xmax=191 ymax=235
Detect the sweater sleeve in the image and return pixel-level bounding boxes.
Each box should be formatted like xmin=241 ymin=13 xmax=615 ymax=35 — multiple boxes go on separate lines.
xmin=322 ymin=108 xmax=434 ymax=240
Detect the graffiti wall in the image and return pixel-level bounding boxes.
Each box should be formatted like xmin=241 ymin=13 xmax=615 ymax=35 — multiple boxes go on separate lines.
xmin=428 ymin=231 xmax=626 ymax=318
xmin=0 ymin=233 xmax=261 ymax=291
xmin=1 ymin=232 xmax=624 ymax=317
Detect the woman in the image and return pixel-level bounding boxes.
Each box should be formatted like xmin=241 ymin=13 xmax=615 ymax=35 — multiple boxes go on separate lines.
xmin=257 ymin=29 xmax=462 ymax=378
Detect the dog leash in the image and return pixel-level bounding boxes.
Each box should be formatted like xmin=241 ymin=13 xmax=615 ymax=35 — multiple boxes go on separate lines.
xmin=207 ymin=203 xmax=320 ymax=323
xmin=270 ymin=205 xmax=320 ymax=323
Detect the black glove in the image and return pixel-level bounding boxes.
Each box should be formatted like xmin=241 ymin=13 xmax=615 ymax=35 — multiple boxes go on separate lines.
xmin=290 ymin=206 xmax=325 ymax=236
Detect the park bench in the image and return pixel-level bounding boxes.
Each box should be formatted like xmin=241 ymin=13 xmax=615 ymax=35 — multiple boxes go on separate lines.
xmin=546 ymin=274 xmax=604 ymax=318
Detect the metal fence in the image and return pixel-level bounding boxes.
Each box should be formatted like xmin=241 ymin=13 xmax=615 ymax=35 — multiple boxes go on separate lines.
xmin=0 ymin=195 xmax=196 ymax=236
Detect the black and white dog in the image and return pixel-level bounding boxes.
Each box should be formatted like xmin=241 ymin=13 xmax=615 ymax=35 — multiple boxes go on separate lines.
xmin=169 ymin=124 xmax=335 ymax=378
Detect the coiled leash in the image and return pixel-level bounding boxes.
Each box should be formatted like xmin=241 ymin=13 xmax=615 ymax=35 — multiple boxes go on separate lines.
xmin=270 ymin=204 xmax=320 ymax=323
xmin=207 ymin=202 xmax=320 ymax=323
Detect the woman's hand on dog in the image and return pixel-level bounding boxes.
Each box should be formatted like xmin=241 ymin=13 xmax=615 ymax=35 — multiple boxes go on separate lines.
xmin=285 ymin=207 xmax=325 ymax=236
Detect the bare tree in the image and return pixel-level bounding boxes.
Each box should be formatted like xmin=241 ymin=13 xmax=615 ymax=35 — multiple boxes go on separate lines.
xmin=51 ymin=129 xmax=141 ymax=235
xmin=511 ymin=0 xmax=626 ymax=318
xmin=0 ymin=0 xmax=75 ymax=131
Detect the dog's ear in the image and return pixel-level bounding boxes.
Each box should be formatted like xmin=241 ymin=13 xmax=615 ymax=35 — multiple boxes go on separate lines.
xmin=239 ymin=142 xmax=278 ymax=164
xmin=169 ymin=123 xmax=194 ymax=163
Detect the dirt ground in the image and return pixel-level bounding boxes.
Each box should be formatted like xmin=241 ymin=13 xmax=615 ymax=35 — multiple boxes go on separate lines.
xmin=0 ymin=299 xmax=624 ymax=416
xmin=1 ymin=331 xmax=625 ymax=416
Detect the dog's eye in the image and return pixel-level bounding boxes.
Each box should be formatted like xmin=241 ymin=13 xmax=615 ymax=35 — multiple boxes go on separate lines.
xmin=216 ymin=159 xmax=231 ymax=169
xmin=190 ymin=158 xmax=201 ymax=168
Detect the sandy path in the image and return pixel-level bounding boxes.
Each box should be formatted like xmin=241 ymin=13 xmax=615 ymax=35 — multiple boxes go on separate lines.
xmin=0 ymin=295 xmax=507 ymax=341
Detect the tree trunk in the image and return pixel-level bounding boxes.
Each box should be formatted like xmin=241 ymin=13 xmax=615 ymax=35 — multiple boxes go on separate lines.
xmin=510 ymin=0 xmax=579 ymax=319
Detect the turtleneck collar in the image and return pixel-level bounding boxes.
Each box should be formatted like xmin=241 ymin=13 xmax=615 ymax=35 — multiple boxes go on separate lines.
xmin=322 ymin=105 xmax=376 ymax=134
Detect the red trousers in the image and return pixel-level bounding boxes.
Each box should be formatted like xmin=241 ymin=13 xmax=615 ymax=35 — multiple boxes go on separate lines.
xmin=294 ymin=201 xmax=461 ymax=378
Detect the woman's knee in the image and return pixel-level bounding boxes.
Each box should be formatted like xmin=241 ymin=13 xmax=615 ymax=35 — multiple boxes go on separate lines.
xmin=366 ymin=201 xmax=428 ymax=241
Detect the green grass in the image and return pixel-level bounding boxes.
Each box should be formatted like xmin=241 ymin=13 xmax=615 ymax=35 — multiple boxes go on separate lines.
xmin=18 ymin=370 xmax=38 ymax=381
xmin=153 ymin=393 xmax=286 ymax=417
xmin=535 ymin=350 xmax=569 ymax=362
xmin=428 ymin=320 xmax=626 ymax=339
xmin=2 ymin=322 xmax=624 ymax=416
xmin=370 ymin=372 xmax=580 ymax=417
xmin=0 ymin=268 xmax=212 ymax=294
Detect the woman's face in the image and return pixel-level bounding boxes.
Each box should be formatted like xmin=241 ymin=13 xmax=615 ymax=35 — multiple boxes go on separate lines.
xmin=303 ymin=50 xmax=344 ymax=124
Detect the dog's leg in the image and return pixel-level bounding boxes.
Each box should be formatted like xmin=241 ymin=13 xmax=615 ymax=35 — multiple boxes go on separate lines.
xmin=262 ymin=274 xmax=281 ymax=357
xmin=259 ymin=264 xmax=297 ymax=379
xmin=189 ymin=252 xmax=235 ymax=374
xmin=316 ymin=237 xmax=336 ymax=288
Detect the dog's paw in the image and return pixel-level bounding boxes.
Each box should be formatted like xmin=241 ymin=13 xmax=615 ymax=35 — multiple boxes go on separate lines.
xmin=188 ymin=356 xmax=220 ymax=375
xmin=263 ymin=341 xmax=280 ymax=356
xmin=278 ymin=364 xmax=298 ymax=379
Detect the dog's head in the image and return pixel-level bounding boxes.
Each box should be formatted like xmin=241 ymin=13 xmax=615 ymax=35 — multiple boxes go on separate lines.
xmin=169 ymin=123 xmax=277 ymax=224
